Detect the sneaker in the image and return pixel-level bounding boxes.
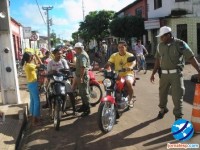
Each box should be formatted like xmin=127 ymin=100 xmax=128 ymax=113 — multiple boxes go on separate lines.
xmin=128 ymin=98 xmax=136 ymax=108
xmin=157 ymin=108 xmax=169 ymax=119
xmin=42 ymin=103 xmax=49 ymax=109
xmin=81 ymin=109 xmax=91 ymax=117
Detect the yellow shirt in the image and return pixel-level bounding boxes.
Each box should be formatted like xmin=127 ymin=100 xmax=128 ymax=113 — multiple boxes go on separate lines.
xmin=24 ymin=63 xmax=37 ymax=83
xmin=108 ymin=52 xmax=134 ymax=77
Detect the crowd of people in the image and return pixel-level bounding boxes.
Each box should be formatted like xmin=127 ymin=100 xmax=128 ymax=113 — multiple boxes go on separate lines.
xmin=19 ymin=25 xmax=200 ymax=127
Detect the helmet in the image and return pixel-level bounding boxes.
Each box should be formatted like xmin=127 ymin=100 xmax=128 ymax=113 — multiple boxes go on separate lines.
xmin=74 ymin=42 xmax=84 ymax=49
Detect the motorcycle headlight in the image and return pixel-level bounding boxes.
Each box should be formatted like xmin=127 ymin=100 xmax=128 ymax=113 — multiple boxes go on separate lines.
xmin=53 ymin=75 xmax=63 ymax=81
xmin=103 ymin=79 xmax=112 ymax=88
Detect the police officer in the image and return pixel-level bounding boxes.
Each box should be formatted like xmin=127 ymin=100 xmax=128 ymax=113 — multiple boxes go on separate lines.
xmin=150 ymin=26 xmax=200 ymax=120
xmin=74 ymin=42 xmax=91 ymax=116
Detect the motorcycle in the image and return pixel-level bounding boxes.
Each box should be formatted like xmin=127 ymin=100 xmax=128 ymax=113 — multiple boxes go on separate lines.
xmin=97 ymin=56 xmax=136 ymax=133
xmin=37 ymin=64 xmax=47 ymax=94
xmin=44 ymin=69 xmax=75 ymax=130
xmin=73 ymin=68 xmax=103 ymax=107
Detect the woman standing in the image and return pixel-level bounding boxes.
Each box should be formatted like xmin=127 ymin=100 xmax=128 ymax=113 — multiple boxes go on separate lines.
xmin=21 ymin=52 xmax=43 ymax=126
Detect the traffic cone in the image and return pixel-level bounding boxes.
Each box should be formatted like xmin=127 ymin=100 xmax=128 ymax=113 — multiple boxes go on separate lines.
xmin=191 ymin=84 xmax=200 ymax=133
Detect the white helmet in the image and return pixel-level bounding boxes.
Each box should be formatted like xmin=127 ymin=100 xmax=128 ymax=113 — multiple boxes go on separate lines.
xmin=74 ymin=42 xmax=84 ymax=49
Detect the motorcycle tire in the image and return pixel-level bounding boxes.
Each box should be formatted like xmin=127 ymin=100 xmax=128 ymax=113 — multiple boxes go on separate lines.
xmin=97 ymin=101 xmax=116 ymax=133
xmin=89 ymin=83 xmax=103 ymax=107
xmin=54 ymin=100 xmax=61 ymax=131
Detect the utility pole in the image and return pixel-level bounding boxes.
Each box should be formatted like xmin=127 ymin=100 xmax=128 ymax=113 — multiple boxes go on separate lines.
xmin=82 ymin=0 xmax=85 ymax=20
xmin=0 ymin=0 xmax=21 ymax=104
xmin=42 ymin=6 xmax=53 ymax=50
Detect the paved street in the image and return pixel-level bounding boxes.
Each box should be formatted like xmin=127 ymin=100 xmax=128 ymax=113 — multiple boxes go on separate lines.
xmin=18 ymin=60 xmax=200 ymax=150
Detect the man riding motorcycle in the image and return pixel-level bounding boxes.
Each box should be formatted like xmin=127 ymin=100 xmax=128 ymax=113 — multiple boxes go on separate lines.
xmin=104 ymin=40 xmax=136 ymax=107
xmin=43 ymin=48 xmax=76 ymax=115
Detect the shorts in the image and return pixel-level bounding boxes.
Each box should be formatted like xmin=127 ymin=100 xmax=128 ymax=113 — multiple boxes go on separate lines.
xmin=125 ymin=75 xmax=134 ymax=84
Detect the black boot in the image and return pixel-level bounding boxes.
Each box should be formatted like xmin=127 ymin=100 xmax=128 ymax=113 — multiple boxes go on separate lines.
xmin=77 ymin=105 xmax=86 ymax=112
xmin=81 ymin=106 xmax=91 ymax=117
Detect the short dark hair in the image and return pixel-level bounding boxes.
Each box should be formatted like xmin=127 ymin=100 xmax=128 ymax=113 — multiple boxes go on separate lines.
xmin=118 ymin=40 xmax=127 ymax=46
xmin=53 ymin=48 xmax=61 ymax=54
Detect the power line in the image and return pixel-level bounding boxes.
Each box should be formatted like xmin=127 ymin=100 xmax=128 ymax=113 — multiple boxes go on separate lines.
xmin=35 ymin=0 xmax=46 ymax=24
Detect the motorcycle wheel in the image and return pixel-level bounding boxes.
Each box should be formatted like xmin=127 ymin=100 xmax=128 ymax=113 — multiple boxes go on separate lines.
xmin=89 ymin=83 xmax=102 ymax=106
xmin=53 ymin=100 xmax=61 ymax=131
xmin=97 ymin=101 xmax=116 ymax=133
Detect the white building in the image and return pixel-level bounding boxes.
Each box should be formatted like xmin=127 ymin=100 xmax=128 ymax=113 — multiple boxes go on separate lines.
xmin=145 ymin=0 xmax=200 ymax=55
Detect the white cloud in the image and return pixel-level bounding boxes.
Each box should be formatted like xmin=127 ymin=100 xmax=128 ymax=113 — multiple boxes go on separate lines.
xmin=55 ymin=0 xmax=134 ymax=39
xmin=17 ymin=0 xmax=135 ymax=40
xmin=52 ymin=16 xmax=68 ymax=26
xmin=20 ymin=3 xmax=46 ymax=25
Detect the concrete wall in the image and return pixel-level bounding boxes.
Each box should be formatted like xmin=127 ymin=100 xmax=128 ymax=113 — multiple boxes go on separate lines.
xmin=124 ymin=0 xmax=148 ymax=19
xmin=166 ymin=17 xmax=200 ymax=56
xmin=148 ymin=0 xmax=200 ymax=19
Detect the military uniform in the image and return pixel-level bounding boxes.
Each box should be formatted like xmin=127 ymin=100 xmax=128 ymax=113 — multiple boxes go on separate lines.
xmin=155 ymin=37 xmax=194 ymax=118
xmin=75 ymin=50 xmax=90 ymax=109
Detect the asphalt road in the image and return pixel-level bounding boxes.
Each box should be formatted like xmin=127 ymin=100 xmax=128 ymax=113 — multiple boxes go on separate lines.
xmin=19 ymin=62 xmax=200 ymax=150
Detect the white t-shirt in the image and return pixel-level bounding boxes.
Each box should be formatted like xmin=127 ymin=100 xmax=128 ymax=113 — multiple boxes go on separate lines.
xmin=134 ymin=44 xmax=146 ymax=55
xmin=47 ymin=59 xmax=69 ymax=73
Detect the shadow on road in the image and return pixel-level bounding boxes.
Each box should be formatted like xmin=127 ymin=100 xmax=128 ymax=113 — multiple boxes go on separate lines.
xmin=20 ymin=113 xmax=174 ymax=150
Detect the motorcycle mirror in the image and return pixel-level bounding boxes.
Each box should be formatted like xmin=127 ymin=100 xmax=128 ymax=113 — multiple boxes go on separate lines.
xmin=127 ymin=56 xmax=136 ymax=62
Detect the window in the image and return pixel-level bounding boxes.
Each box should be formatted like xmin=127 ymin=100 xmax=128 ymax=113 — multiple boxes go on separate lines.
xmin=175 ymin=0 xmax=189 ymax=2
xmin=177 ymin=24 xmax=187 ymax=43
xmin=154 ymin=0 xmax=162 ymax=9
xmin=135 ymin=7 xmax=142 ymax=17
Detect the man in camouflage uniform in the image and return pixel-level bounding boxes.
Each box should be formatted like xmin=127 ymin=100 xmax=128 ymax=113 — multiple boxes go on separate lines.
xmin=74 ymin=42 xmax=91 ymax=117
xmin=150 ymin=26 xmax=200 ymax=120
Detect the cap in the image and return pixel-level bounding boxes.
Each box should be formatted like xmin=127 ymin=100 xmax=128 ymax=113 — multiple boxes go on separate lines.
xmin=156 ymin=26 xmax=172 ymax=37
xmin=102 ymin=40 xmax=106 ymax=43
xmin=74 ymin=42 xmax=84 ymax=48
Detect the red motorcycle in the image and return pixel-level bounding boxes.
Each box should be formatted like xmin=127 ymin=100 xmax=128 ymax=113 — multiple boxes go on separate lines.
xmin=97 ymin=56 xmax=136 ymax=133
xmin=73 ymin=69 xmax=103 ymax=107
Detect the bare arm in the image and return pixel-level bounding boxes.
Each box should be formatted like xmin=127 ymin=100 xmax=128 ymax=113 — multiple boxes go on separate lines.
xmin=150 ymin=58 xmax=160 ymax=83
xmin=143 ymin=45 xmax=148 ymax=55
xmin=189 ymin=56 xmax=200 ymax=73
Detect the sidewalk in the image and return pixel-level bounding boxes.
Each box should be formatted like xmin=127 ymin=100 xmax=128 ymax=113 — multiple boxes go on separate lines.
xmin=0 ymin=88 xmax=29 ymax=150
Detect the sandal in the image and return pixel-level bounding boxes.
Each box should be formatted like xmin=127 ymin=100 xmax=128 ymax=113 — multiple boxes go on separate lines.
xmin=128 ymin=99 xmax=136 ymax=108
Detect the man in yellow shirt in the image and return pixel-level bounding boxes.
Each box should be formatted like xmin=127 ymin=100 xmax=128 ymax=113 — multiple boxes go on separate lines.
xmin=104 ymin=40 xmax=136 ymax=107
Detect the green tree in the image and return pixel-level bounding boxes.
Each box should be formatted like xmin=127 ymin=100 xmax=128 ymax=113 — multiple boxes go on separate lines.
xmin=78 ymin=10 xmax=115 ymax=50
xmin=110 ymin=16 xmax=145 ymax=42
xmin=50 ymin=32 xmax=57 ymax=48
xmin=72 ymin=31 xmax=79 ymax=44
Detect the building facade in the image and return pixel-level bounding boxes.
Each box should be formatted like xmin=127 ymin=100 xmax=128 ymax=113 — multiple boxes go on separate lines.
xmin=11 ymin=18 xmax=22 ymax=60
xmin=145 ymin=0 xmax=200 ymax=55
xmin=116 ymin=0 xmax=148 ymax=48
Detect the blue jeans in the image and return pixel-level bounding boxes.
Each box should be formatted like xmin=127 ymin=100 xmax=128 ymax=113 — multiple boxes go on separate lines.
xmin=27 ymin=81 xmax=40 ymax=117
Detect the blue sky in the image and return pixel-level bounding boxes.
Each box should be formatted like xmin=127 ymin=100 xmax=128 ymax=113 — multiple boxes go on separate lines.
xmin=10 ymin=0 xmax=134 ymax=40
